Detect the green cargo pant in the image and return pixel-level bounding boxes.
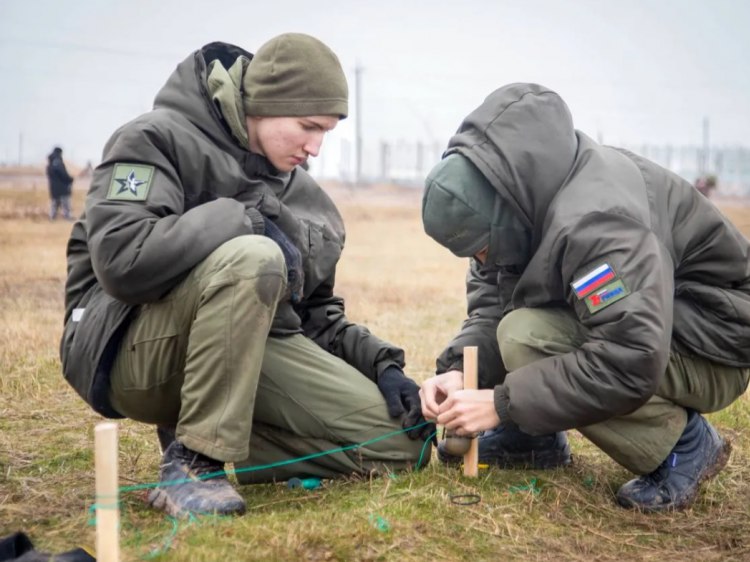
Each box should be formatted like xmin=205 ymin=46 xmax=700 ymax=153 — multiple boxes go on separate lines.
xmin=108 ymin=235 xmax=426 ymax=481
xmin=497 ymin=307 xmax=750 ymax=474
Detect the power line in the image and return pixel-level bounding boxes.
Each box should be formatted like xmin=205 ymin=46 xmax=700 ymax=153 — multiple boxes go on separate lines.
xmin=0 ymin=37 xmax=183 ymax=60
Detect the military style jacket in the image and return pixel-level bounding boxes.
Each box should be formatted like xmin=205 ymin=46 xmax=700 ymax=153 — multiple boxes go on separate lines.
xmin=60 ymin=42 xmax=403 ymax=416
xmin=437 ymin=83 xmax=750 ymax=435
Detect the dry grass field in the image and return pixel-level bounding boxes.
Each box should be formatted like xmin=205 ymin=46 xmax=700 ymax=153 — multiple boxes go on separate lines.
xmin=2 ymin=175 xmax=750 ymax=561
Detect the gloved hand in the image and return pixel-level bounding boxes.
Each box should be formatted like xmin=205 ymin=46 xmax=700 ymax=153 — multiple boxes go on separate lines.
xmin=377 ymin=366 xmax=436 ymax=442
xmin=263 ymin=219 xmax=304 ymax=303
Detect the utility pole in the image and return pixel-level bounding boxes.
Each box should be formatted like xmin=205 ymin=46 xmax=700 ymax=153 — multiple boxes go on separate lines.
xmin=18 ymin=131 xmax=23 ymax=166
xmin=416 ymin=141 xmax=424 ymax=178
xmin=380 ymin=141 xmax=390 ymax=180
xmin=340 ymin=138 xmax=351 ymax=183
xmin=354 ymin=61 xmax=363 ymax=186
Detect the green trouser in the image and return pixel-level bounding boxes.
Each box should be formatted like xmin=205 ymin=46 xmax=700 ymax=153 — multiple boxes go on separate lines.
xmin=233 ymin=334 xmax=427 ymax=484
xmin=497 ymin=307 xmax=750 ymax=474
xmin=108 ymin=235 xmax=425 ymax=480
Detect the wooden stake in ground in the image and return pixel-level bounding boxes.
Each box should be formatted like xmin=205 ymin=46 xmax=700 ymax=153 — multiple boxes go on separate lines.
xmin=95 ymin=422 xmax=121 ymax=562
xmin=463 ymin=346 xmax=479 ymax=477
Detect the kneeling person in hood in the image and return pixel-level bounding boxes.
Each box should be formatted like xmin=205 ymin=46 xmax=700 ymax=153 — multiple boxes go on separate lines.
xmin=420 ymin=83 xmax=750 ymax=512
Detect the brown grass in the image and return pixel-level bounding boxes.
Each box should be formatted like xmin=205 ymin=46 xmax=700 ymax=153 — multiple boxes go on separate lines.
xmin=2 ymin=178 xmax=750 ymax=561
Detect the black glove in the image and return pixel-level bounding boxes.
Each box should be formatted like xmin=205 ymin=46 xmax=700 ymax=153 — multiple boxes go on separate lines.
xmin=263 ymin=219 xmax=304 ymax=303
xmin=377 ymin=366 xmax=436 ymax=442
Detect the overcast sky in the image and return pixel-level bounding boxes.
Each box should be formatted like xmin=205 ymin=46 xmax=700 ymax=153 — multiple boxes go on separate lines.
xmin=1 ymin=0 xmax=748 ymax=169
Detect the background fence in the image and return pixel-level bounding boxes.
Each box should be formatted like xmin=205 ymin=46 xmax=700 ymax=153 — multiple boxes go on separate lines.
xmin=309 ymin=138 xmax=750 ymax=196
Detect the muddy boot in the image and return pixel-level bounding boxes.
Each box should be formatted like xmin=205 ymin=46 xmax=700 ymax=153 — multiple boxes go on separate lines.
xmin=148 ymin=441 xmax=246 ymax=517
xmin=616 ymin=410 xmax=730 ymax=512
xmin=438 ymin=423 xmax=571 ymax=469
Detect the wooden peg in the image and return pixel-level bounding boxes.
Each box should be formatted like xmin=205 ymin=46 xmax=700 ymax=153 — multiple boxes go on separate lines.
xmin=463 ymin=346 xmax=479 ymax=477
xmin=95 ymin=422 xmax=121 ymax=562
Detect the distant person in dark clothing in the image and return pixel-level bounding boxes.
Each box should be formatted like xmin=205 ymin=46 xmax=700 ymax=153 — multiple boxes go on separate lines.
xmin=695 ymin=174 xmax=718 ymax=198
xmin=46 ymin=146 xmax=74 ymax=220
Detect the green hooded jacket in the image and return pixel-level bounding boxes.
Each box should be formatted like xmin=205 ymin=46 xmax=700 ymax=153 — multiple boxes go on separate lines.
xmin=60 ymin=42 xmax=403 ymax=417
xmin=429 ymin=83 xmax=750 ymax=435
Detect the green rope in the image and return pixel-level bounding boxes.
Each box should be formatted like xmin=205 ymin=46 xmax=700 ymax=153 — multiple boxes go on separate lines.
xmin=87 ymin=423 xmax=436 ymax=560
xmin=142 ymin=515 xmax=181 ymax=559
xmin=114 ymin=421 xmax=434 ymax=493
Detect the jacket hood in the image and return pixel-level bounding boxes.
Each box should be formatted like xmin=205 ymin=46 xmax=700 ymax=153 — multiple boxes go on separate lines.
xmin=152 ymin=42 xmax=254 ymax=157
xmin=446 ymin=83 xmax=578 ymax=238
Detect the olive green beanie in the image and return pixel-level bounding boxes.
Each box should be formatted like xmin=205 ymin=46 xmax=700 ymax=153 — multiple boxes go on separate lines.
xmin=243 ymin=33 xmax=348 ymax=119
xmin=422 ymin=153 xmax=496 ymax=258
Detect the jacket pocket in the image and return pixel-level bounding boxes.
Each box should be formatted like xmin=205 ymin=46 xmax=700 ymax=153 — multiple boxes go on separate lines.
xmin=301 ymin=220 xmax=343 ymax=295
xmin=674 ymin=281 xmax=750 ymax=365
xmin=61 ymin=285 xmax=133 ymax=410
xmin=119 ymin=299 xmax=183 ymax=389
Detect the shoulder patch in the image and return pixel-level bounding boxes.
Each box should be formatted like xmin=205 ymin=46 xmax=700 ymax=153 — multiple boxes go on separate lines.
xmin=571 ymin=263 xmax=617 ymax=300
xmin=584 ymin=280 xmax=630 ymax=314
xmin=107 ymin=164 xmax=154 ymax=201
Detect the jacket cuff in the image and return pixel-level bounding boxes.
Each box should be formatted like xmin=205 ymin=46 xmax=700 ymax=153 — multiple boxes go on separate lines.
xmin=245 ymin=207 xmax=266 ymax=235
xmin=376 ymin=362 xmax=404 ymax=381
xmin=437 ymin=359 xmax=463 ymax=375
xmin=494 ymin=384 xmax=511 ymax=425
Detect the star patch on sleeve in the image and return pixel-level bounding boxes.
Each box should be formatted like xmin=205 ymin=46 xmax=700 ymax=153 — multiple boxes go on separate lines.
xmin=107 ymin=164 xmax=155 ymax=201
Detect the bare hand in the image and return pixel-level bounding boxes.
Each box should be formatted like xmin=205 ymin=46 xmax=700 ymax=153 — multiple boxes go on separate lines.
xmin=436 ymin=389 xmax=500 ymax=435
xmin=419 ymin=370 xmax=464 ymax=421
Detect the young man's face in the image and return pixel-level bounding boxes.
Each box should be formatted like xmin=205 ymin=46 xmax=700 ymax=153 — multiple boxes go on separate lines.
xmin=246 ymin=115 xmax=339 ymax=172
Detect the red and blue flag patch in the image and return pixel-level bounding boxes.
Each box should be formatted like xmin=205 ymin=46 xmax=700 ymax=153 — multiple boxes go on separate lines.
xmin=571 ymin=263 xmax=616 ymax=299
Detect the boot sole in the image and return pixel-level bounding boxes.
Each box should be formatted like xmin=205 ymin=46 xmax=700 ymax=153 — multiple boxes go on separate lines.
xmin=147 ymin=486 xmax=247 ymax=518
xmin=673 ymin=437 xmax=731 ymax=511
xmin=148 ymin=487 xmax=187 ymax=518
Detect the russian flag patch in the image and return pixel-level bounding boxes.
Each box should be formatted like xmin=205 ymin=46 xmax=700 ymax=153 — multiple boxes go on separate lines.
xmin=571 ymin=263 xmax=617 ymax=299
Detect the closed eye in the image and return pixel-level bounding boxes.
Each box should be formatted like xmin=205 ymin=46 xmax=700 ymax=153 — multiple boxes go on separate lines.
xmin=300 ymin=118 xmax=335 ymax=133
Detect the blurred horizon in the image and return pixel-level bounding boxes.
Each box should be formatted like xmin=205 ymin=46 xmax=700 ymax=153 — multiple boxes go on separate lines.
xmin=2 ymin=0 xmax=749 ymax=190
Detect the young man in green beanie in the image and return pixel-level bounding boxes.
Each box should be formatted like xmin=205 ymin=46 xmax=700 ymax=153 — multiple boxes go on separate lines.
xmin=60 ymin=33 xmax=433 ymax=518
xmin=420 ymin=82 xmax=750 ymax=512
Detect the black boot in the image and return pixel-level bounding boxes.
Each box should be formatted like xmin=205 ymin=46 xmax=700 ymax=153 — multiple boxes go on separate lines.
xmin=148 ymin=441 xmax=246 ymax=517
xmin=616 ymin=410 xmax=730 ymax=511
xmin=438 ymin=423 xmax=571 ymax=469
xmin=156 ymin=425 xmax=176 ymax=454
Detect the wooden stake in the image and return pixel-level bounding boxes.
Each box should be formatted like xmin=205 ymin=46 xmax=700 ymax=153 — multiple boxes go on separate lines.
xmin=95 ymin=422 xmax=120 ymax=562
xmin=463 ymin=346 xmax=479 ymax=477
